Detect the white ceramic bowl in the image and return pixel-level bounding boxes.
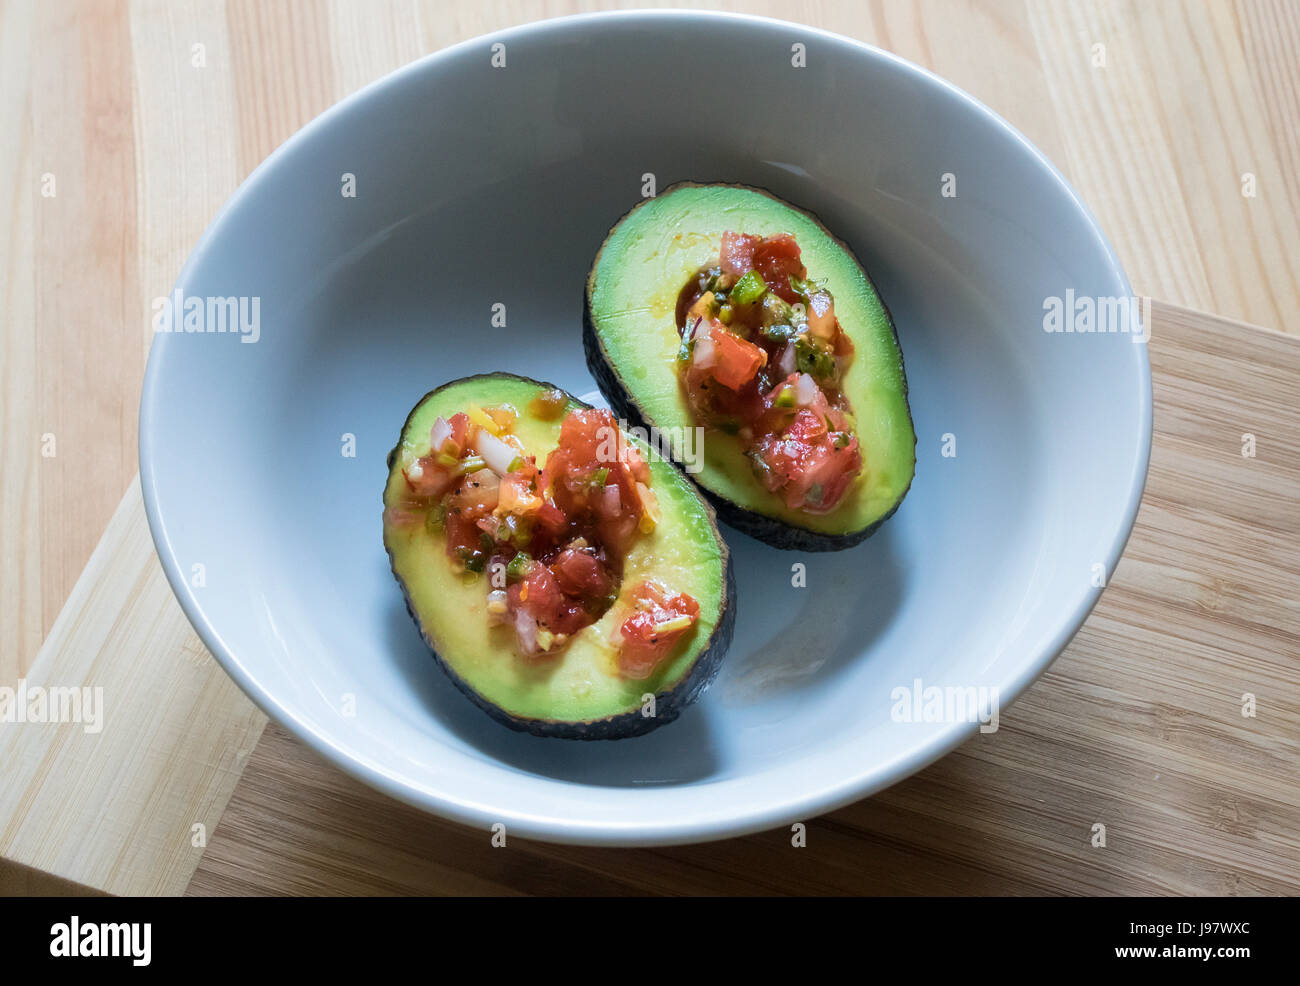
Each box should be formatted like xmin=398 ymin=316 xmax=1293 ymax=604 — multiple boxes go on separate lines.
xmin=140 ymin=11 xmax=1151 ymax=845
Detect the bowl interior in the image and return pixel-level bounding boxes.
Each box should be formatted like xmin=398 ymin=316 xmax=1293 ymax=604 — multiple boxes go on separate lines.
xmin=141 ymin=12 xmax=1149 ymax=843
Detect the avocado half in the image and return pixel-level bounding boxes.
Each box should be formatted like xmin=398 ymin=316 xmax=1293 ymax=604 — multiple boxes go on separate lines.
xmin=382 ymin=373 xmax=736 ymax=740
xmin=583 ymin=182 xmax=917 ymax=551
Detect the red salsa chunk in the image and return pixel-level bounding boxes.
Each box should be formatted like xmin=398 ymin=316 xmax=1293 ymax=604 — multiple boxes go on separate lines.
xmin=675 ymin=231 xmax=863 ymax=513
xmin=616 ymin=580 xmax=701 ymax=680
xmin=392 ymin=402 xmax=699 ymax=676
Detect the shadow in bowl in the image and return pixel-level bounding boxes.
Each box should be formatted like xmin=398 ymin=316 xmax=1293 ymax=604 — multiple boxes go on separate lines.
xmin=716 ymin=520 xmax=906 ymax=709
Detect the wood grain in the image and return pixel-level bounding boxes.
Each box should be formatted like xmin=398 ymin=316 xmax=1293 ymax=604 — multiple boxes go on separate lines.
xmin=3 ymin=0 xmax=1299 ymax=896
xmin=0 ymin=477 xmax=267 ymax=896
xmin=0 ymin=0 xmax=41 ymax=683
xmin=1027 ymin=0 xmax=1300 ymax=332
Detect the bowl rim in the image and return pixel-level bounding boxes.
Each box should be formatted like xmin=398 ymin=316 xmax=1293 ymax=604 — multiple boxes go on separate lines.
xmin=139 ymin=7 xmax=1153 ymax=846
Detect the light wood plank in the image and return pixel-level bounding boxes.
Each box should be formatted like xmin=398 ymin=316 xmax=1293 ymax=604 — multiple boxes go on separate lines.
xmin=0 ymin=0 xmax=41 ymax=682
xmin=1237 ymin=0 xmax=1300 ymax=217
xmin=1027 ymin=0 xmax=1300 ymax=331
xmin=129 ymin=0 xmax=242 ymax=348
xmin=0 ymin=478 xmax=267 ymax=897
xmin=31 ymin=0 xmax=144 ymax=651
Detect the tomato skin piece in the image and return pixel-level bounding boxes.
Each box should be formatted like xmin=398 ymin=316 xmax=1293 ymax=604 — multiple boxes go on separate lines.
xmin=507 ymin=564 xmax=577 ymax=640
xmin=552 ymin=547 xmax=613 ymax=603
xmin=442 ymin=470 xmax=500 ymax=559
xmin=445 ymin=412 xmax=472 ymax=454
xmin=617 ymin=581 xmax=701 ymax=680
xmin=707 ymin=324 xmax=767 ymax=391
xmin=510 ymin=563 xmax=594 ymax=639
xmin=534 ymin=500 xmax=567 ymax=537
xmin=544 ymin=408 xmax=644 ymax=491
xmin=801 ymin=437 xmax=861 ymax=512
xmin=541 ymin=407 xmax=650 ymax=557
xmin=720 ymin=231 xmax=759 ymax=277
xmin=753 ymin=234 xmax=806 ymax=303
xmin=752 ymin=407 xmax=862 ymax=513
xmin=682 ymin=347 xmax=765 ymax=428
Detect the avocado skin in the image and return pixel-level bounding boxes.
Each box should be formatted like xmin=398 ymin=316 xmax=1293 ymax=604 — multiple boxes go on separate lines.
xmin=384 ymin=373 xmax=736 ymax=740
xmin=582 ymin=182 xmax=915 ymax=552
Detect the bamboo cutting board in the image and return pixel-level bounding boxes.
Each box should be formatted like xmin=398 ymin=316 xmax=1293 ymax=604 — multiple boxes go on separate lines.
xmin=1 ymin=300 xmax=1297 ymax=896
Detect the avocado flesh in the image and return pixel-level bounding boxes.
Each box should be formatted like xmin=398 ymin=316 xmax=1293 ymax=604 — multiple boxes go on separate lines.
xmin=383 ymin=373 xmax=734 ymax=738
xmin=584 ymin=183 xmax=916 ymax=549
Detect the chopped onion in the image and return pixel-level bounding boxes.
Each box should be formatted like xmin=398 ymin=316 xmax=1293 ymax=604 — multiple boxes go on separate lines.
xmin=476 ymin=428 xmax=518 ymax=476
xmin=486 ymin=590 xmax=508 ymax=625
xmin=429 ymin=416 xmax=452 ymax=454
xmin=693 ymin=333 xmax=717 ymax=369
xmin=795 ymin=373 xmax=817 ymax=406
xmin=514 ymin=608 xmax=538 ymax=654
xmin=777 ymin=341 xmax=797 ymax=377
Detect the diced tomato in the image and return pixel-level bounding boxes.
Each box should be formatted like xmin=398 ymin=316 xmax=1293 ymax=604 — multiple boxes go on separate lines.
xmin=617 ymin=581 xmax=701 ymax=679
xmin=444 ymin=512 xmax=480 ymax=559
xmin=509 ymin=452 xmax=540 ymax=483
xmin=752 ymin=408 xmax=862 ymax=513
xmin=508 ymin=557 xmax=594 ymax=642
xmin=445 ymin=412 xmax=472 ymax=455
xmin=720 ymin=231 xmax=759 ymax=277
xmin=786 ymin=406 xmax=829 ymax=443
xmin=534 ymin=500 xmax=567 ymax=538
xmin=544 ymin=409 xmax=616 ymax=487
xmin=443 ymin=470 xmax=499 ymax=559
xmin=622 ymin=443 xmax=651 ymax=485
xmin=592 ymin=483 xmax=637 ymax=557
xmin=552 ymin=547 xmax=614 ymax=603
xmin=543 ymin=408 xmax=647 ymax=553
xmin=801 ymin=436 xmax=861 ymax=511
xmin=753 ymin=234 xmax=806 ymax=303
xmin=707 ymin=325 xmax=767 ymax=390
xmin=682 ymin=356 xmax=764 ymax=428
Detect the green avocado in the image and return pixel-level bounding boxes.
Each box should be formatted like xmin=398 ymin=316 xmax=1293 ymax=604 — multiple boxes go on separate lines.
xmin=382 ymin=373 xmax=736 ymax=739
xmin=583 ymin=183 xmax=916 ymax=551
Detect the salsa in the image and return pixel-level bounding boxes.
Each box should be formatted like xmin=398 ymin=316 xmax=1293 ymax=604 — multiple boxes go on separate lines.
xmin=675 ymin=231 xmax=863 ymax=513
xmin=392 ymin=400 xmax=699 ymax=675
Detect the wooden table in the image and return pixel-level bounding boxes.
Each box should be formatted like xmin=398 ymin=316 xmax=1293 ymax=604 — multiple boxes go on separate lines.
xmin=2 ymin=0 xmax=1298 ymax=896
